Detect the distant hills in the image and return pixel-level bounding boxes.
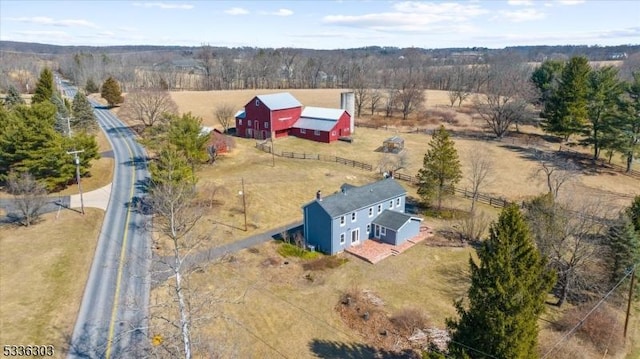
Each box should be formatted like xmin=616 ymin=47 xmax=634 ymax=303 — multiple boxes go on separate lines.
xmin=1 ymin=41 xmax=638 ymax=62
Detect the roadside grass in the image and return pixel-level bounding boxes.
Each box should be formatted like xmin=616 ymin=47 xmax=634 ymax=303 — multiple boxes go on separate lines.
xmin=55 ymin=129 xmax=114 ymax=196
xmin=0 ymin=209 xmax=103 ymax=355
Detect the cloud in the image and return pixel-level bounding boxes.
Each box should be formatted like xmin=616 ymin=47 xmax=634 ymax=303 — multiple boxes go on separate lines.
xmin=225 ymin=7 xmax=249 ymax=15
xmin=323 ymin=2 xmax=489 ymax=32
xmin=132 ymin=2 xmax=194 ymax=10
xmin=8 ymin=16 xmax=98 ymax=28
xmin=498 ymin=8 xmax=546 ymax=22
xmin=272 ymin=8 xmax=294 ymax=16
xmin=507 ymin=0 xmax=534 ymax=5
xmin=557 ymin=0 xmax=585 ymax=5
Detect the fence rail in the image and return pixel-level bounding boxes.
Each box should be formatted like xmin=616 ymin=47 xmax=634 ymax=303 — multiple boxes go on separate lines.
xmin=256 ymin=143 xmax=374 ymax=171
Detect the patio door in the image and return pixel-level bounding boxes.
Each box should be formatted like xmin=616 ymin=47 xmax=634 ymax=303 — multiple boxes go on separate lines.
xmin=374 ymin=225 xmax=380 ymax=238
xmin=351 ymin=228 xmax=360 ymax=245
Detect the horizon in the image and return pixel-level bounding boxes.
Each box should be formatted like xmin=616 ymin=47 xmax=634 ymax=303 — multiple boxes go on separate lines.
xmin=1 ymin=1 xmax=639 ymax=50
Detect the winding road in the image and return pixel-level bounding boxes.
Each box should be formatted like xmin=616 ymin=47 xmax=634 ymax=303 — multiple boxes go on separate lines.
xmin=62 ymin=80 xmax=152 ymax=359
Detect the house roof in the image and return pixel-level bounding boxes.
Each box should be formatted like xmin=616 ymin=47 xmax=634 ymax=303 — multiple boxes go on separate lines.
xmin=256 ymin=92 xmax=302 ymax=110
xmin=235 ymin=110 xmax=246 ymax=119
xmin=372 ymin=210 xmax=419 ymax=231
xmin=307 ymin=178 xmax=406 ymax=217
xmin=292 ymin=106 xmax=346 ymax=132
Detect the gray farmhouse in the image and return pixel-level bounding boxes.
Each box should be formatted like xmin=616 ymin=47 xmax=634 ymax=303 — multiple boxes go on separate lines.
xmin=302 ymin=178 xmax=422 ymax=255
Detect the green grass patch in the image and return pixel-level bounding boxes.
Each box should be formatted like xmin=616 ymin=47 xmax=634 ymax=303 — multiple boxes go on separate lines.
xmin=302 ymin=256 xmax=349 ymax=271
xmin=277 ymin=242 xmax=321 ymax=259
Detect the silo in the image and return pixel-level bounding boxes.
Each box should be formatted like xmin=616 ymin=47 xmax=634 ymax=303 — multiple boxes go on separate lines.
xmin=340 ymin=91 xmax=355 ymax=135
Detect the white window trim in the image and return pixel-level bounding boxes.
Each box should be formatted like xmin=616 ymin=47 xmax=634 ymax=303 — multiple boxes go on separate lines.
xmin=256 ymin=99 xmax=260 ymax=107
xmin=314 ymin=130 xmax=320 ymax=136
xmin=389 ymin=200 xmax=393 ymax=208
xmin=332 ymin=131 xmax=336 ymax=136
xmin=368 ymin=207 xmax=373 ymax=217
xmin=340 ymin=215 xmax=345 ymax=226
xmin=248 ymin=120 xmax=252 ymax=126
xmin=300 ymin=128 xmax=306 ymax=134
xmin=239 ymin=119 xmax=243 ymax=126
xmin=351 ymin=212 xmax=356 ymax=222
xmin=366 ymin=224 xmax=371 ymax=233
xmin=351 ymin=229 xmax=359 ymax=243
xmin=396 ymin=198 xmax=401 ymax=207
xmin=381 ymin=227 xmax=386 ymax=236
xmin=377 ymin=204 xmax=382 ymax=213
xmin=265 ymin=122 xmax=269 ymax=129
xmin=340 ymin=233 xmax=345 ymax=244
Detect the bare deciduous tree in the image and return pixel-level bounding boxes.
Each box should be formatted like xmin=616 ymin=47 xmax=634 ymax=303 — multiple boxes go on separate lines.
xmin=466 ymin=150 xmax=493 ymax=213
xmin=525 ymin=195 xmax=611 ymax=306
xmin=397 ymin=77 xmax=425 ymax=120
xmin=455 ymin=211 xmax=490 ymax=242
xmin=214 ymin=103 xmax=235 ymax=134
xmin=531 ymin=150 xmax=579 ymax=199
xmin=369 ymin=89 xmax=383 ymax=116
xmin=472 ymin=59 xmax=535 ymax=139
xmin=120 ymin=88 xmax=178 ymax=130
xmin=7 ymin=171 xmax=48 ymax=226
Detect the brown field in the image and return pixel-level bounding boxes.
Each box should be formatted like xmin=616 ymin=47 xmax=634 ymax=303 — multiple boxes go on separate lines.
xmin=0 ymin=209 xmax=103 ymax=355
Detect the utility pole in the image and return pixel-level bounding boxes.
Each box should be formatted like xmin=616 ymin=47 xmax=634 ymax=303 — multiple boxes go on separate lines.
xmin=67 ymin=149 xmax=85 ymax=215
xmin=624 ymin=265 xmax=636 ymax=338
xmin=240 ymin=178 xmax=247 ymax=231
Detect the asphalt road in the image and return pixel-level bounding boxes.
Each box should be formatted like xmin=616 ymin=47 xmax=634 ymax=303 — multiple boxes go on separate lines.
xmin=63 ymin=81 xmax=152 ymax=359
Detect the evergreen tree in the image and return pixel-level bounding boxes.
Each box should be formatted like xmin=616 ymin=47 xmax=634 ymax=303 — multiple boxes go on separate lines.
xmin=101 ymin=76 xmax=123 ymax=107
xmin=627 ymin=195 xmax=640 ymax=233
xmin=149 ymin=147 xmax=193 ymax=189
xmin=615 ymin=72 xmax=640 ymax=172
xmin=448 ymin=205 xmax=556 ymax=359
xmin=85 ymin=78 xmax=99 ymax=93
xmin=166 ymin=112 xmax=209 ymax=183
xmin=542 ymin=56 xmax=591 ymax=140
xmin=531 ymin=59 xmax=564 ymax=105
xmin=580 ymin=66 xmax=624 ymax=159
xmin=72 ymin=91 xmax=98 ymax=132
xmin=4 ymin=85 xmax=25 ymax=108
xmin=416 ymin=125 xmax=462 ymax=210
xmin=51 ymin=93 xmax=71 ymax=135
xmin=607 ymin=213 xmax=639 ymax=286
xmin=31 ymin=67 xmax=55 ymax=104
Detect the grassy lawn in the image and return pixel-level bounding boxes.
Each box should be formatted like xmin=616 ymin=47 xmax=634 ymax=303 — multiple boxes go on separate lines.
xmin=0 ymin=209 xmax=103 ymax=355
xmin=151 ymin=239 xmax=476 ymax=358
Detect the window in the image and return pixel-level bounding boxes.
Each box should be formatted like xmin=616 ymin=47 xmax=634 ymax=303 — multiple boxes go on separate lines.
xmin=300 ymin=128 xmax=306 ymax=134
xmin=332 ymin=131 xmax=336 ymax=136
xmin=255 ymin=99 xmax=260 ymax=107
xmin=340 ymin=216 xmax=345 ymax=226
xmin=351 ymin=229 xmax=359 ymax=243
xmin=351 ymin=212 xmax=356 ymax=222
xmin=265 ymin=122 xmax=269 ymax=129
xmin=366 ymin=224 xmax=371 ymax=233
xmin=314 ymin=130 xmax=320 ymax=136
xmin=368 ymin=207 xmax=373 ymax=217
xmin=396 ymin=198 xmax=401 ymax=207
xmin=340 ymin=233 xmax=345 ymax=244
xmin=389 ymin=200 xmax=393 ymax=208
xmin=238 ymin=119 xmax=242 ymax=126
xmin=248 ymin=120 xmax=252 ymax=126
xmin=381 ymin=227 xmax=386 ymax=236
xmin=377 ymin=204 xmax=382 ymax=213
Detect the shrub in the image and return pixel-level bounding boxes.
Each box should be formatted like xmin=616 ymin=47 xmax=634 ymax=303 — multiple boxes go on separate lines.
xmin=553 ymin=303 xmax=624 ymax=354
xmin=302 ymin=256 xmax=348 ymax=271
xmin=277 ymin=243 xmax=320 ymax=260
xmin=390 ymin=308 xmax=430 ymax=333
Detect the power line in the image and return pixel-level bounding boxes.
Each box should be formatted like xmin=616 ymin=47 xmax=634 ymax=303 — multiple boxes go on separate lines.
xmin=541 ymin=263 xmax=637 ymax=359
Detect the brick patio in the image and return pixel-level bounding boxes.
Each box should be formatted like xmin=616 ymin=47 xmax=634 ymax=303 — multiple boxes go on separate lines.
xmin=345 ymin=226 xmax=434 ymax=264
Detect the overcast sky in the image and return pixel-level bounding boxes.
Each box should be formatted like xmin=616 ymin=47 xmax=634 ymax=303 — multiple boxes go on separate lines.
xmin=1 ymin=0 xmax=638 ymax=49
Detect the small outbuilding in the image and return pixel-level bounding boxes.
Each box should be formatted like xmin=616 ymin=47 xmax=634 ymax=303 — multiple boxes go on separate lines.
xmin=382 ymin=136 xmax=404 ymax=153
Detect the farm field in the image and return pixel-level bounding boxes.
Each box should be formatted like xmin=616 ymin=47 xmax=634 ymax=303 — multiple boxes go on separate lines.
xmin=0 ymin=209 xmax=103 ymax=356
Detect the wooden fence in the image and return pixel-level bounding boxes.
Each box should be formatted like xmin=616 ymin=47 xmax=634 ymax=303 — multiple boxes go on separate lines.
xmin=558 ymin=146 xmax=640 ymax=180
xmin=256 ymin=143 xmax=373 ymax=171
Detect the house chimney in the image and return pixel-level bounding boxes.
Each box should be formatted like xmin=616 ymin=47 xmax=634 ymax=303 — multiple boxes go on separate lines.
xmin=316 ymin=190 xmax=322 ymax=201
xmin=341 ymin=187 xmax=346 ymax=195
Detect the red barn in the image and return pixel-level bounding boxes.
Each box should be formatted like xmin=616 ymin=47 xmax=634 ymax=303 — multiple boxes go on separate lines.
xmin=234 ymin=92 xmax=351 ymax=143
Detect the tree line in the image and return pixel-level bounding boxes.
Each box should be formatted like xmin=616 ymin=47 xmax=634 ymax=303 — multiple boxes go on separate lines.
xmin=0 ymin=67 xmax=99 ymax=225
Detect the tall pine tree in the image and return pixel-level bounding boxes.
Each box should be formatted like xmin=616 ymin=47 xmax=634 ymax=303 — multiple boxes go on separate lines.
xmin=4 ymin=85 xmax=25 ymax=108
xmin=31 ymin=67 xmax=55 ymax=104
xmin=101 ymin=76 xmax=123 ymax=107
xmin=416 ymin=125 xmax=462 ymax=210
xmin=72 ymin=91 xmax=98 ymax=132
xmin=448 ymin=204 xmax=555 ymax=359
xmin=541 ymin=56 xmax=591 ymax=140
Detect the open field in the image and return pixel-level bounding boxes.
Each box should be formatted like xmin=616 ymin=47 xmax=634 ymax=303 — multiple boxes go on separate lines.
xmin=0 ymin=209 xmax=103 ymax=355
